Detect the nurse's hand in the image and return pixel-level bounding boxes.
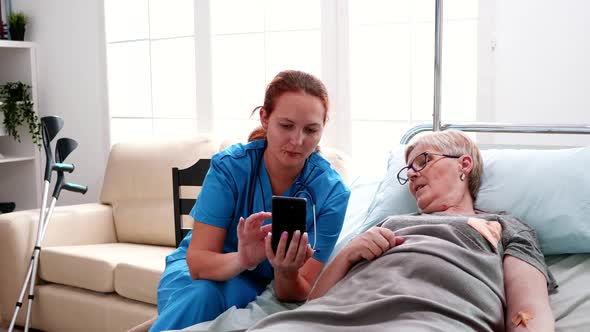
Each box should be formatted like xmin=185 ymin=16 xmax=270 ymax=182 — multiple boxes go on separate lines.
xmin=265 ymin=230 xmax=314 ymax=273
xmin=237 ymin=211 xmax=273 ymax=270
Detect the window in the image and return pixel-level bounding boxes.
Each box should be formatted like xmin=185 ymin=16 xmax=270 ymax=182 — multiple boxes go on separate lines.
xmin=104 ymin=0 xmax=481 ymax=169
xmin=105 ymin=0 xmax=197 ymax=144
xmin=209 ymin=0 xmax=321 ymax=142
xmin=349 ymin=0 xmax=479 ymax=170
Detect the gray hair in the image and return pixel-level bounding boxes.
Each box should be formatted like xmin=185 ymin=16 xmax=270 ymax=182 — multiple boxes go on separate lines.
xmin=405 ymin=130 xmax=483 ymax=200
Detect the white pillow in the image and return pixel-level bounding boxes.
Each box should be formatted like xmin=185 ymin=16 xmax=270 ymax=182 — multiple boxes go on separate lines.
xmin=359 ymin=144 xmax=418 ymax=232
xmin=359 ymin=144 xmax=590 ymax=255
xmin=476 ymin=147 xmax=590 ymax=255
xmin=328 ymin=173 xmax=385 ymax=263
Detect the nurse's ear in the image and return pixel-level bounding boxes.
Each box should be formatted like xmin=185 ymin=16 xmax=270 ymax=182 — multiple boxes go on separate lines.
xmin=259 ymin=107 xmax=269 ymax=131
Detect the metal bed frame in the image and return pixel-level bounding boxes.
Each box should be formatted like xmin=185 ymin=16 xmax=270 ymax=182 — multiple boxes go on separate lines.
xmin=401 ymin=0 xmax=590 ymax=145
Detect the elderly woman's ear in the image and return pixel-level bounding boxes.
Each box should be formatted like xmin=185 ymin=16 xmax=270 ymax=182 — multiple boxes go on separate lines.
xmin=459 ymin=155 xmax=474 ymax=180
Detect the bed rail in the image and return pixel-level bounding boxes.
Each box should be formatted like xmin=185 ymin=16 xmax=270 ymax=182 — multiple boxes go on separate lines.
xmin=404 ymin=0 xmax=590 ymax=144
xmin=400 ymin=123 xmax=590 ymax=144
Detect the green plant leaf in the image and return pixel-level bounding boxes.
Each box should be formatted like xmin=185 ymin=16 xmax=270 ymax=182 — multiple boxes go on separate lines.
xmin=9 ymin=11 xmax=28 ymax=27
xmin=0 ymin=81 xmax=41 ymax=148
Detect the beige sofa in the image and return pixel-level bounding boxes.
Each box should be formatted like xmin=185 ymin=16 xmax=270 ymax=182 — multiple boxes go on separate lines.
xmin=0 ymin=136 xmax=350 ymax=332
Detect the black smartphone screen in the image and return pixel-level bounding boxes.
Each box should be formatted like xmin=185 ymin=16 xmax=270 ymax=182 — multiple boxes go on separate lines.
xmin=271 ymin=196 xmax=307 ymax=253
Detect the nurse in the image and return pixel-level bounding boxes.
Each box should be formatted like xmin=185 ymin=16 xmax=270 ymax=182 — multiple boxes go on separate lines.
xmin=150 ymin=70 xmax=351 ymax=331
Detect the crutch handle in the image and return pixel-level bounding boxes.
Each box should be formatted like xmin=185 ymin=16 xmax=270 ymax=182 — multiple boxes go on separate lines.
xmin=63 ymin=183 xmax=88 ymax=195
xmin=52 ymin=174 xmax=88 ymax=198
xmin=52 ymin=162 xmax=75 ymax=173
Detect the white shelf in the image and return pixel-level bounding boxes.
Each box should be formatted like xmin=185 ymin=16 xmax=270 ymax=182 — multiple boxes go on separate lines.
xmin=0 ymin=156 xmax=35 ymax=163
xmin=0 ymin=41 xmax=41 ymax=210
xmin=0 ymin=40 xmax=36 ymax=49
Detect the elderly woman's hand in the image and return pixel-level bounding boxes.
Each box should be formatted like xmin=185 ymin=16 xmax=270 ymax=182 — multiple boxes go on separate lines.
xmin=265 ymin=230 xmax=314 ymax=273
xmin=341 ymin=227 xmax=404 ymax=265
xmin=237 ymin=212 xmax=273 ymax=270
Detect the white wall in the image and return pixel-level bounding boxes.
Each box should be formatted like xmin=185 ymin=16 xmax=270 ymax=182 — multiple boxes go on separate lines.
xmin=13 ymin=0 xmax=110 ymax=205
xmin=482 ymin=0 xmax=590 ymax=146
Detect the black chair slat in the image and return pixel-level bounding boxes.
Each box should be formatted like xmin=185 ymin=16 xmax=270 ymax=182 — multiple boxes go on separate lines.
xmin=181 ymin=229 xmax=191 ymax=240
xmin=177 ymin=159 xmax=211 ymax=186
xmin=179 ymin=198 xmax=196 ymax=215
xmin=172 ymin=158 xmax=211 ymax=247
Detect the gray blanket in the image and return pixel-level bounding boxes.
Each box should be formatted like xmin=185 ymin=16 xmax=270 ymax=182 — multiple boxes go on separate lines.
xmin=248 ymin=213 xmax=555 ymax=332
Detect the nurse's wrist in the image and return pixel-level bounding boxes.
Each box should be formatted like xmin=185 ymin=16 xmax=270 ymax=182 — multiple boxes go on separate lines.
xmin=236 ymin=253 xmax=258 ymax=272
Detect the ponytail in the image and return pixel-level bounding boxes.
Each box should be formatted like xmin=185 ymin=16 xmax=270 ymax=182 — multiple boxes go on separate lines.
xmin=248 ymin=125 xmax=266 ymax=142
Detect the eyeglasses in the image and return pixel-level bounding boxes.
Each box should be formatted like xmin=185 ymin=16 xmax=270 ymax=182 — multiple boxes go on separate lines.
xmin=397 ymin=151 xmax=461 ymax=185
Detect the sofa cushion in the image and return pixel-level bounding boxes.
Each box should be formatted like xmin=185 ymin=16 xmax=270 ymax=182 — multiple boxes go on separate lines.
xmin=111 ymin=199 xmax=174 ymax=247
xmin=35 ymin=283 xmax=156 ymax=332
xmin=115 ymin=258 xmax=168 ymax=305
xmin=100 ymin=135 xmax=220 ymax=246
xmin=39 ymin=243 xmax=173 ymax=293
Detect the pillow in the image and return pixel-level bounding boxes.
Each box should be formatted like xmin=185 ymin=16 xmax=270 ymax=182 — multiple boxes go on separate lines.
xmin=476 ymin=147 xmax=590 ymax=255
xmin=360 ymin=144 xmax=590 ymax=255
xmin=359 ymin=144 xmax=418 ymax=232
xmin=328 ymin=173 xmax=386 ymax=263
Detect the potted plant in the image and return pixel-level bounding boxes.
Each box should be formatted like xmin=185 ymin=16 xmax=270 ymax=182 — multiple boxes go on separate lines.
xmin=0 ymin=82 xmax=41 ymax=147
xmin=8 ymin=11 xmax=28 ymax=41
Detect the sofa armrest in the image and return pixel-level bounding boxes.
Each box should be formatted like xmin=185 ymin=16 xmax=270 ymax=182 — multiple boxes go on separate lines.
xmin=38 ymin=203 xmax=117 ymax=246
xmin=0 ymin=203 xmax=116 ymax=324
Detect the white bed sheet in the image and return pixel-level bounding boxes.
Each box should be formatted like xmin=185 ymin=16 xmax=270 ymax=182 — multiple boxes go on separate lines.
xmin=548 ymin=254 xmax=590 ymax=331
xmin=173 ymin=175 xmax=590 ymax=332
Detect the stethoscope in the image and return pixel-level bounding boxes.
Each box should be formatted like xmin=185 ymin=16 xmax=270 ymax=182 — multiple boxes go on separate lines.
xmin=248 ymin=141 xmax=318 ymax=251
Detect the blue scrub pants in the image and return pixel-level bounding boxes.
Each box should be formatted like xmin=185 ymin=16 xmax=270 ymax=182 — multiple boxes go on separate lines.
xmin=149 ymin=258 xmax=268 ymax=332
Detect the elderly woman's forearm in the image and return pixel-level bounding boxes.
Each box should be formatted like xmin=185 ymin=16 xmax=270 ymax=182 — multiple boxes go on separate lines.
xmin=507 ymin=312 xmax=554 ymax=332
xmin=504 ymin=256 xmax=554 ymax=332
xmin=308 ymin=254 xmax=352 ymax=300
xmin=274 ymin=270 xmax=313 ymax=302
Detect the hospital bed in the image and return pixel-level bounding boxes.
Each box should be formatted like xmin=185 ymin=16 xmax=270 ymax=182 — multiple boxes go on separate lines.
xmin=176 ymin=125 xmax=590 ymax=332
xmin=174 ymin=117 xmax=590 ymax=332
xmin=175 ymin=0 xmax=590 ymax=329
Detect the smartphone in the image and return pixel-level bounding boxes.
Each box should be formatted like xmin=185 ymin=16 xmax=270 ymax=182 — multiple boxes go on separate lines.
xmin=271 ymin=196 xmax=307 ymax=253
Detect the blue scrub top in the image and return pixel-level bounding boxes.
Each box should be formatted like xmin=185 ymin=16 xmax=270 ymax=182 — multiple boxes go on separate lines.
xmin=167 ymin=140 xmax=350 ymax=281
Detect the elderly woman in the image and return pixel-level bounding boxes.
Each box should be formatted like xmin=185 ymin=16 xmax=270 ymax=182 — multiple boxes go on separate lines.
xmin=248 ymin=130 xmax=557 ymax=332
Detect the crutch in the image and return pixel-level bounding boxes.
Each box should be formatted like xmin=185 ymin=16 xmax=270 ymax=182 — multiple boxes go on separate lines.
xmin=7 ymin=116 xmax=65 ymax=331
xmin=22 ymin=138 xmax=87 ymax=332
xmin=8 ymin=124 xmax=86 ymax=331
xmin=9 ymin=138 xmax=86 ymax=332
